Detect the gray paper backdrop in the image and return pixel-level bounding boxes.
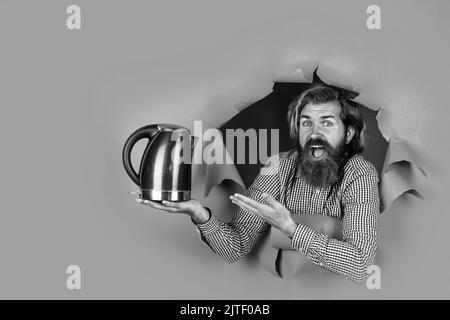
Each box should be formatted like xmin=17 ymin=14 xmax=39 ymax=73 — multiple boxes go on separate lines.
xmin=0 ymin=0 xmax=449 ymax=299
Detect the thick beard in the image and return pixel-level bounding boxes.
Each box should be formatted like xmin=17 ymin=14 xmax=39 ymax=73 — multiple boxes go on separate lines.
xmin=298 ymin=138 xmax=349 ymax=188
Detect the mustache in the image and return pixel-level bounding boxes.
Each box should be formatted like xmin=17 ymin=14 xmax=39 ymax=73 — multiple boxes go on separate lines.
xmin=303 ymin=138 xmax=334 ymax=153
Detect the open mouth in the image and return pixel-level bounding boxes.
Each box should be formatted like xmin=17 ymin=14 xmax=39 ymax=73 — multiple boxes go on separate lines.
xmin=310 ymin=145 xmax=326 ymax=159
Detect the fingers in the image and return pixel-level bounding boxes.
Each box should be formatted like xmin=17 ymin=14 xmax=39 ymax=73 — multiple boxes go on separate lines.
xmin=261 ymin=192 xmax=280 ymax=208
xmin=231 ymin=193 xmax=266 ymax=212
xmin=229 ymin=194 xmax=259 ymax=214
xmin=135 ymin=197 xmax=193 ymax=214
xmin=161 ymin=200 xmax=189 ymax=211
xmin=261 ymin=193 xmax=290 ymax=215
xmin=136 ymin=198 xmax=179 ymax=212
xmin=230 ymin=196 xmax=255 ymax=213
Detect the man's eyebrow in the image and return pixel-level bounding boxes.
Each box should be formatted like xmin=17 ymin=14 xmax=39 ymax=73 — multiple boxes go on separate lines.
xmin=300 ymin=114 xmax=337 ymax=119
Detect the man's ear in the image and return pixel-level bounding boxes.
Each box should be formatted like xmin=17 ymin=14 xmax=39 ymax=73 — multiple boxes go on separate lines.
xmin=346 ymin=126 xmax=356 ymax=144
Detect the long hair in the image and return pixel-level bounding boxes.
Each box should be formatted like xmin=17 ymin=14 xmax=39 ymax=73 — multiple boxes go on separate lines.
xmin=287 ymin=85 xmax=366 ymax=157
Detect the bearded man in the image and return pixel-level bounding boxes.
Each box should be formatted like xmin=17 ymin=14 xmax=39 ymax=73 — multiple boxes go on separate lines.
xmin=137 ymin=84 xmax=380 ymax=283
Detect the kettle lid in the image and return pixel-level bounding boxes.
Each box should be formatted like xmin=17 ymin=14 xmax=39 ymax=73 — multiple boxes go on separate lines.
xmin=155 ymin=123 xmax=189 ymax=132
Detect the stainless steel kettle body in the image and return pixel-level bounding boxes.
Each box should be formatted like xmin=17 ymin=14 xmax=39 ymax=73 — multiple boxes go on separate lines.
xmin=122 ymin=124 xmax=193 ymax=201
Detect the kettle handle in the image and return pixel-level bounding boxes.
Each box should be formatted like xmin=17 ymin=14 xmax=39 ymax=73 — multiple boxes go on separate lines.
xmin=122 ymin=125 xmax=160 ymax=186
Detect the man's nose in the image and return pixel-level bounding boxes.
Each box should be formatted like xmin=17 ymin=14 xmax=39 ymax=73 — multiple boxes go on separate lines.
xmin=309 ymin=124 xmax=323 ymax=139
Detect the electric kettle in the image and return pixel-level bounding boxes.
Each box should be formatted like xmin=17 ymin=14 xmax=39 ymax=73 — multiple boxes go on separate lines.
xmin=122 ymin=124 xmax=195 ymax=201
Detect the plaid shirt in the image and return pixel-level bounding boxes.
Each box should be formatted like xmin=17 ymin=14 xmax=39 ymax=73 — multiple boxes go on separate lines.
xmin=194 ymin=149 xmax=380 ymax=283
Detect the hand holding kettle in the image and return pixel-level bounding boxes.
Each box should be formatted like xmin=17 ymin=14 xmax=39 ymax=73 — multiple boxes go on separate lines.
xmin=135 ymin=194 xmax=211 ymax=224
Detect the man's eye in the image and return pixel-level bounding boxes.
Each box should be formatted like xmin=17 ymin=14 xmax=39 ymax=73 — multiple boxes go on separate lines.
xmin=302 ymin=121 xmax=311 ymax=127
xmin=324 ymin=121 xmax=333 ymax=127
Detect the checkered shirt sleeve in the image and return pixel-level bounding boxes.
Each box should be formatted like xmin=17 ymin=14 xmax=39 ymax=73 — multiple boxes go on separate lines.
xmin=193 ymin=155 xmax=280 ymax=263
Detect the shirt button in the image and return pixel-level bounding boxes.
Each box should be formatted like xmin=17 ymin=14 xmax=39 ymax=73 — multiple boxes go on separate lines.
xmin=319 ymin=262 xmax=324 ymax=267
xmin=316 ymin=189 xmax=320 ymax=194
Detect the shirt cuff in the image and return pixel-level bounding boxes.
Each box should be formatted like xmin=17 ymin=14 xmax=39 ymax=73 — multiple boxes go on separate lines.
xmin=291 ymin=223 xmax=317 ymax=254
xmin=192 ymin=212 xmax=220 ymax=237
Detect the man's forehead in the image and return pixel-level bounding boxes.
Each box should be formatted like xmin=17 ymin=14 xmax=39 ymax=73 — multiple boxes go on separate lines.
xmin=300 ymin=102 xmax=342 ymax=117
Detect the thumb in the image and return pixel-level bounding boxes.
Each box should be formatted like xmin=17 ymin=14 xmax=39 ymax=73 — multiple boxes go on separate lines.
xmin=261 ymin=193 xmax=279 ymax=208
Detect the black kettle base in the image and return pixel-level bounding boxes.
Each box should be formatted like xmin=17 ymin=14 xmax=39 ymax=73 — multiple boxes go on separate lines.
xmin=141 ymin=189 xmax=191 ymax=202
